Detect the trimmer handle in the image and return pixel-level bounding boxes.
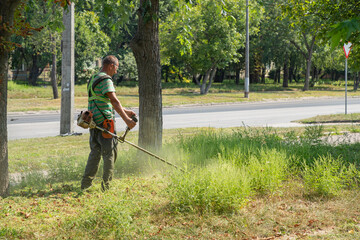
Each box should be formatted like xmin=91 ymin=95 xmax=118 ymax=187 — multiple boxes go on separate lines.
xmin=131 ymin=115 xmax=138 ymax=123
xmin=120 ymin=115 xmax=138 ymax=142
xmin=126 ymin=115 xmax=138 ymax=130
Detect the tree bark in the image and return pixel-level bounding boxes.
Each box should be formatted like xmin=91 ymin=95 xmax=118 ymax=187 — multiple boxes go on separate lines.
xmin=164 ymin=65 xmax=169 ymax=83
xmin=29 ymin=53 xmax=43 ymax=86
xmin=130 ymin=0 xmax=162 ymax=150
xmin=0 ymin=49 xmax=9 ymax=198
xmin=283 ymin=59 xmax=289 ymax=88
xmin=290 ymin=33 xmax=316 ymax=91
xmin=193 ymin=74 xmax=202 ymax=85
xmin=261 ymin=65 xmax=266 ymax=84
xmin=199 ymin=66 xmax=216 ymax=95
xmin=1 ymin=0 xmax=22 ymax=197
xmin=51 ymin=35 xmax=59 ymax=99
xmin=204 ymin=67 xmax=217 ymax=94
xmin=235 ymin=64 xmax=240 ymax=85
xmin=200 ymin=70 xmax=210 ymax=94
xmin=354 ymin=72 xmax=359 ymax=91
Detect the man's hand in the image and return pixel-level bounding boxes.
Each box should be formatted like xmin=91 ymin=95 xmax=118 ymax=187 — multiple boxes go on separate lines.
xmin=124 ymin=110 xmax=137 ymax=129
xmin=125 ymin=109 xmax=136 ymax=118
xmin=125 ymin=117 xmax=136 ymax=129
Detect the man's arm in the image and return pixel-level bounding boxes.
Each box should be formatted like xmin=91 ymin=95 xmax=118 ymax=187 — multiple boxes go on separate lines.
xmin=106 ymin=92 xmax=136 ymax=129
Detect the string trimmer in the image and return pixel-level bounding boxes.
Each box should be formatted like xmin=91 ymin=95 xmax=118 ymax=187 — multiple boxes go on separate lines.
xmin=77 ymin=111 xmax=185 ymax=172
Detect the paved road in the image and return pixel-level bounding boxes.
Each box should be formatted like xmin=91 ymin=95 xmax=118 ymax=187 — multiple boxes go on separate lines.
xmin=7 ymin=97 xmax=360 ymax=140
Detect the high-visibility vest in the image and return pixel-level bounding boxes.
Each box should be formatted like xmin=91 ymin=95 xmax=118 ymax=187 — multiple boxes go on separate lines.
xmin=87 ymin=74 xmax=112 ymax=104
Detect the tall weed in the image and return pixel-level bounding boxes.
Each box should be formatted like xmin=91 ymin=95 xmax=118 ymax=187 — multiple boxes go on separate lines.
xmin=168 ymin=127 xmax=360 ymax=213
xmin=303 ymin=155 xmax=358 ymax=196
xmin=168 ymin=163 xmax=251 ymax=214
xmin=247 ymin=148 xmax=289 ymax=193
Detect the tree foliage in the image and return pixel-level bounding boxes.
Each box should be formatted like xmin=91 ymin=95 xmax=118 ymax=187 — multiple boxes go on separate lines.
xmin=74 ymin=10 xmax=110 ymax=83
xmin=160 ymin=0 xmax=242 ymax=94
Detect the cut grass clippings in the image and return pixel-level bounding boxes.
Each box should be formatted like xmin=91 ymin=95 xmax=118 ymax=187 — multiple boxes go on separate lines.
xmin=3 ymin=126 xmax=360 ymax=239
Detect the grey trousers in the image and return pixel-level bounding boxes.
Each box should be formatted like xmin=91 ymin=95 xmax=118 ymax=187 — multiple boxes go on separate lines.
xmin=81 ymin=128 xmax=118 ymax=190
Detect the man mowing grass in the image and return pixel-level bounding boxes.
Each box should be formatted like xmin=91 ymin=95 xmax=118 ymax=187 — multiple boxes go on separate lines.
xmin=81 ymin=55 xmax=137 ymax=191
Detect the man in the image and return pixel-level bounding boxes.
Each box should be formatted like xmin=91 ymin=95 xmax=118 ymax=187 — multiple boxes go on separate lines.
xmin=81 ymin=55 xmax=136 ymax=191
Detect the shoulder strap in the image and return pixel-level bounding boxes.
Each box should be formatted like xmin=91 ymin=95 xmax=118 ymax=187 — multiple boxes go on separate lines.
xmin=87 ymin=74 xmax=112 ymax=98
xmin=92 ymin=75 xmax=112 ymax=91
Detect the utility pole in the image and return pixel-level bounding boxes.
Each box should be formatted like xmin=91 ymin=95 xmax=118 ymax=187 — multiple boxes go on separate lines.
xmin=244 ymin=0 xmax=250 ymax=98
xmin=60 ymin=3 xmax=75 ymax=134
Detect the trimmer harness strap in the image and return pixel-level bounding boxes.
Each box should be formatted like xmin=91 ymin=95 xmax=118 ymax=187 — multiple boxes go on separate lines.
xmin=87 ymin=74 xmax=112 ymax=103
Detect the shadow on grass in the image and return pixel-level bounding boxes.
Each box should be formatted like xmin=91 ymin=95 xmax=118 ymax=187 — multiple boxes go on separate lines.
xmin=11 ymin=183 xmax=80 ymax=198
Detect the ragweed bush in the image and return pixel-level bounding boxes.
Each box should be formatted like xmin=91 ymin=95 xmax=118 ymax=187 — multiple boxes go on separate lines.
xmin=168 ymin=163 xmax=251 ymax=214
xmin=168 ymin=127 xmax=360 ymax=214
xmin=246 ymin=148 xmax=289 ymax=194
xmin=303 ymin=155 xmax=358 ymax=197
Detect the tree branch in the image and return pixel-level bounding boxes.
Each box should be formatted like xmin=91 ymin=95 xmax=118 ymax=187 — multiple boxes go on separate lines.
xmin=289 ymin=40 xmax=307 ymax=59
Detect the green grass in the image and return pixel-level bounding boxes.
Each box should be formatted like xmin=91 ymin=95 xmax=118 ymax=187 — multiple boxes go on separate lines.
xmin=7 ymin=79 xmax=360 ymax=112
xmin=296 ymin=113 xmax=360 ymax=124
xmin=3 ymin=126 xmax=360 ymax=239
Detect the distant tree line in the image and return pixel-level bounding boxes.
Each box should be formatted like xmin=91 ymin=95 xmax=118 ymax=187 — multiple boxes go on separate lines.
xmin=8 ymin=0 xmax=360 ymax=94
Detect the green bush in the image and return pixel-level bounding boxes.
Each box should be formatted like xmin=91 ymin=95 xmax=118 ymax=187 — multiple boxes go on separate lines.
xmin=303 ymin=155 xmax=358 ymax=196
xmin=247 ymin=148 xmax=289 ymax=193
xmin=168 ymin=163 xmax=251 ymax=214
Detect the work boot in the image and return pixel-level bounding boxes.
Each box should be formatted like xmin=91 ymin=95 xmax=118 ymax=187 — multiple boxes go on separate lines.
xmin=81 ymin=181 xmax=92 ymax=191
xmin=101 ymin=181 xmax=110 ymax=192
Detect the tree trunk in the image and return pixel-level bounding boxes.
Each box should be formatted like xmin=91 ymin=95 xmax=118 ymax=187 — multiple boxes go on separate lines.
xmin=310 ymin=66 xmax=316 ymax=87
xmin=200 ymin=66 xmax=216 ymax=95
xmin=193 ymin=74 xmax=202 ymax=85
xmin=164 ymin=65 xmax=169 ymax=83
xmin=275 ymin=67 xmax=281 ymax=84
xmin=235 ymin=64 xmax=240 ymax=85
xmin=303 ymin=58 xmax=312 ymax=90
xmin=290 ymin=34 xmax=316 ymax=91
xmin=1 ymin=0 xmax=22 ymax=197
xmin=51 ymin=36 xmax=59 ymax=99
xmin=294 ymin=65 xmax=299 ymax=82
xmin=289 ymin=57 xmax=295 ymax=83
xmin=354 ymin=72 xmax=359 ymax=91
xmin=130 ymin=0 xmax=162 ymax=150
xmin=261 ymin=65 xmax=266 ymax=84
xmin=274 ymin=69 xmax=278 ymax=83
xmin=283 ymin=59 xmax=289 ymax=88
xmin=0 ymin=50 xmax=9 ymax=198
xmin=200 ymin=70 xmax=210 ymax=94
xmin=302 ymin=35 xmax=315 ymax=91
xmin=29 ymin=53 xmax=40 ymax=86
xmin=204 ymin=67 xmax=217 ymax=94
